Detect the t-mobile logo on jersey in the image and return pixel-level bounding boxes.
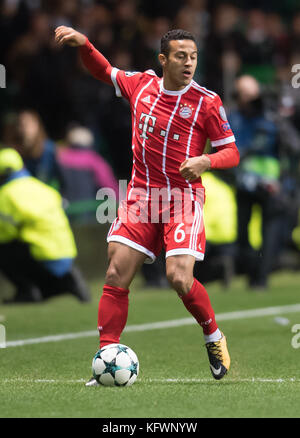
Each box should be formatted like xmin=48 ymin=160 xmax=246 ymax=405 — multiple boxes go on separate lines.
xmin=139 ymin=113 xmax=157 ymax=139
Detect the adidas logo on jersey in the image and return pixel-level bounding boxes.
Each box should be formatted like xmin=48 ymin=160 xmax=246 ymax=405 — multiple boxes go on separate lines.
xmin=142 ymin=95 xmax=151 ymax=104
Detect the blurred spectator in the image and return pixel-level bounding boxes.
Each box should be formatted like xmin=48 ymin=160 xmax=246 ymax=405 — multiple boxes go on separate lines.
xmin=288 ymin=11 xmax=300 ymax=57
xmin=139 ymin=0 xmax=182 ymax=20
xmin=113 ymin=0 xmax=138 ymax=47
xmin=229 ymin=75 xmax=284 ymax=290
xmin=244 ymin=9 xmax=274 ymax=61
xmin=63 ymin=51 xmax=113 ymax=153
xmin=204 ymin=3 xmax=244 ymax=98
xmin=2 ymin=109 xmax=62 ymax=187
xmin=6 ymin=10 xmax=52 ymax=88
xmin=0 ymin=148 xmax=91 ymax=303
xmin=133 ymin=16 xmax=171 ymax=73
xmin=98 ymin=49 xmax=134 ymax=180
xmin=174 ymin=0 xmax=209 ymax=82
xmin=46 ymin=0 xmax=80 ymax=29
xmin=241 ymin=9 xmax=278 ymax=84
xmin=175 ymin=0 xmax=209 ymax=47
xmin=265 ymin=12 xmax=290 ymax=68
xmin=57 ymin=125 xmax=119 ymax=222
xmin=274 ymin=83 xmax=300 ymax=263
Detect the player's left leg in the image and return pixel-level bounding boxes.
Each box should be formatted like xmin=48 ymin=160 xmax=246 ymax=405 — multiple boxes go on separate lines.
xmin=166 ymin=254 xmax=230 ymax=380
xmin=165 ymin=254 xmax=219 ymax=336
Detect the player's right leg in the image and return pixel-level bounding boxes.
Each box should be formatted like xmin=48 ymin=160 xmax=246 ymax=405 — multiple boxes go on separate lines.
xmin=86 ymin=196 xmax=163 ymax=386
xmin=105 ymin=241 xmax=147 ymax=289
xmin=98 ymin=242 xmax=147 ymax=347
xmin=86 ymin=242 xmax=146 ymax=387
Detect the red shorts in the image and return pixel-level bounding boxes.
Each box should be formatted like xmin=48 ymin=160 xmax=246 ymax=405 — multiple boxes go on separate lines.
xmin=107 ymin=197 xmax=205 ymax=263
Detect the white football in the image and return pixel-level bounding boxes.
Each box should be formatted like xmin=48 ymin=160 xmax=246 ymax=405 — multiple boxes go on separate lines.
xmin=92 ymin=344 xmax=139 ymax=387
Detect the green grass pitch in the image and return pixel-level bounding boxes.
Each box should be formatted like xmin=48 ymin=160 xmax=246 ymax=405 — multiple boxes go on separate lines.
xmin=1 ymin=271 xmax=300 ymax=418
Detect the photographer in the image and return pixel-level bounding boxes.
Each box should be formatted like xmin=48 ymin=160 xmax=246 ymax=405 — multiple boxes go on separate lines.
xmin=229 ymin=75 xmax=283 ymax=290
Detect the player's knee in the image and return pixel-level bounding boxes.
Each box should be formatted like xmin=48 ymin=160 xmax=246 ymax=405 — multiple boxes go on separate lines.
xmin=105 ymin=264 xmax=122 ymax=287
xmin=166 ymin=267 xmax=191 ymax=295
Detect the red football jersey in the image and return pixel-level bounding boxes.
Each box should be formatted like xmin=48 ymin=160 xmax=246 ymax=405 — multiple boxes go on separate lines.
xmin=111 ymin=68 xmax=235 ymax=202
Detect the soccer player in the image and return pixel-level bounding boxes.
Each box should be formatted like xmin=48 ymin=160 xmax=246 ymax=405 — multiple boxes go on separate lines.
xmin=55 ymin=26 xmax=240 ymax=384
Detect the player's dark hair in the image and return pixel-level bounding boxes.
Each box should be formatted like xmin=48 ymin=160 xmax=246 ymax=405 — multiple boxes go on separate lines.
xmin=160 ymin=29 xmax=196 ymax=57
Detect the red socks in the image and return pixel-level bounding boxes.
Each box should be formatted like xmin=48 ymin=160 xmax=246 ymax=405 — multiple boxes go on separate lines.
xmin=181 ymin=279 xmax=218 ymax=335
xmin=98 ymin=279 xmax=217 ymax=349
xmin=98 ymin=285 xmax=129 ymax=348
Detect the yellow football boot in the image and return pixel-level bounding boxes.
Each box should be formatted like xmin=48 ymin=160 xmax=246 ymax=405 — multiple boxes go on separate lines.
xmin=205 ymin=333 xmax=230 ymax=380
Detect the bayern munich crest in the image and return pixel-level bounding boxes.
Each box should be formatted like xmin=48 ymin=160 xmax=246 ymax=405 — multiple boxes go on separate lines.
xmin=179 ymin=103 xmax=194 ymax=119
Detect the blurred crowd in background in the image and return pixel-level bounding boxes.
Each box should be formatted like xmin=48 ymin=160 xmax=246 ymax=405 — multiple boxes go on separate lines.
xmin=1 ymin=0 xmax=300 ymax=299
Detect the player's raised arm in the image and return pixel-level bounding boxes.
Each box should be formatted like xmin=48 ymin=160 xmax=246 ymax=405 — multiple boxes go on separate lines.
xmin=55 ymin=26 xmax=87 ymax=47
xmin=54 ymin=26 xmax=113 ymax=85
xmin=55 ymin=26 xmax=144 ymax=99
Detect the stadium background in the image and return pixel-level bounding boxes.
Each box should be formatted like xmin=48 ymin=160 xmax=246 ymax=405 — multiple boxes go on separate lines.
xmin=1 ymin=0 xmax=300 ymax=420
xmin=1 ymin=0 xmax=300 ymax=291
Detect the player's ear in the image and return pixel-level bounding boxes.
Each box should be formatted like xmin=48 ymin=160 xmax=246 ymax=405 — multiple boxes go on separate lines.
xmin=158 ymin=53 xmax=167 ymax=68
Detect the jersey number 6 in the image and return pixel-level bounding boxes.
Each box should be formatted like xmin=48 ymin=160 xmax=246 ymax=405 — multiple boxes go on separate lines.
xmin=174 ymin=223 xmax=186 ymax=243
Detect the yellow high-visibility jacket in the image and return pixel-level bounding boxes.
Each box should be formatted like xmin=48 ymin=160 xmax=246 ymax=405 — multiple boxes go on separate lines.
xmin=0 ymin=171 xmax=77 ymax=261
xmin=202 ymin=172 xmax=262 ymax=248
xmin=202 ymin=173 xmax=237 ymax=244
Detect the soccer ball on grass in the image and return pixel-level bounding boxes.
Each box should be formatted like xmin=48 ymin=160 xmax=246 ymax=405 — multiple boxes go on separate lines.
xmin=92 ymin=343 xmax=139 ymax=387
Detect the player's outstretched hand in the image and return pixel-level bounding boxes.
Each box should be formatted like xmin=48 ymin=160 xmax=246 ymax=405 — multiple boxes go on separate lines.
xmin=179 ymin=155 xmax=211 ymax=182
xmin=55 ymin=26 xmax=86 ymax=47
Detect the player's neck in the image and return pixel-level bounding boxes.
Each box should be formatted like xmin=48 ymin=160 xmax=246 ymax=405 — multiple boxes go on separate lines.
xmin=162 ymin=75 xmax=190 ymax=92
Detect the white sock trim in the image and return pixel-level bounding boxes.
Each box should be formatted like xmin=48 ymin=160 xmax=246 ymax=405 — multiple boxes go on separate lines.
xmin=204 ymin=328 xmax=222 ymax=344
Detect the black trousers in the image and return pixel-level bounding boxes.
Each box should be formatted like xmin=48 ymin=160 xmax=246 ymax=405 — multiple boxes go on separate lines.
xmin=194 ymin=242 xmax=236 ymax=287
xmin=236 ymin=188 xmax=285 ymax=287
xmin=0 ymin=241 xmax=87 ymax=300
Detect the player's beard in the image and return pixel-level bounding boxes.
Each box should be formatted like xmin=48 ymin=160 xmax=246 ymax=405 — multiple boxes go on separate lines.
xmin=164 ymin=69 xmax=193 ymax=90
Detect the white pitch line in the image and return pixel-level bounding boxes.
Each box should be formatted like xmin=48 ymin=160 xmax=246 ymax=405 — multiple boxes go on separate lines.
xmin=151 ymin=377 xmax=300 ymax=383
xmin=1 ymin=377 xmax=300 ymax=385
xmin=4 ymin=303 xmax=300 ymax=348
xmin=5 ymin=330 xmax=98 ymax=348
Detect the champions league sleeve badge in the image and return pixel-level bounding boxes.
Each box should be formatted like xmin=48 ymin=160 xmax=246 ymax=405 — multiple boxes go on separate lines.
xmin=222 ymin=122 xmax=231 ymax=132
